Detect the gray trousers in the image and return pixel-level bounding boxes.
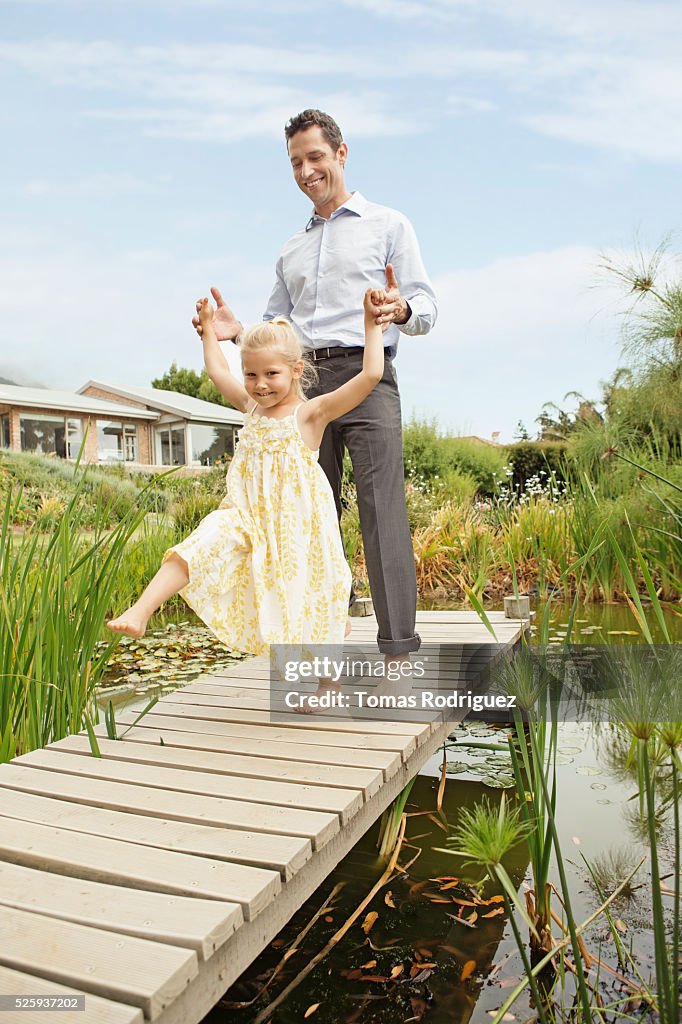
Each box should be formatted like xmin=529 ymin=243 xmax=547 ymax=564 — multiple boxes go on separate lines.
xmin=307 ymin=350 xmax=420 ymax=656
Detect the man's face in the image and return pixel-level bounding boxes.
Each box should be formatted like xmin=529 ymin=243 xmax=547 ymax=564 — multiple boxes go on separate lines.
xmin=287 ymin=126 xmax=348 ymax=214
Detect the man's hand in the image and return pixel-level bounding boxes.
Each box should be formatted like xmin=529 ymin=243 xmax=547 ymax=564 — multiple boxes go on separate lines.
xmin=373 ymin=264 xmax=411 ymax=327
xmin=192 ymin=286 xmax=243 ymax=342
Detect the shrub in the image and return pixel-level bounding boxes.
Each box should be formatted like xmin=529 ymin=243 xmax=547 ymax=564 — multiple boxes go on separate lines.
xmin=505 ymin=441 xmax=568 ymax=492
xmin=34 ymin=494 xmax=66 ymax=527
xmin=443 ymin=437 xmax=507 ymax=495
xmin=171 ymin=492 xmax=221 ymax=539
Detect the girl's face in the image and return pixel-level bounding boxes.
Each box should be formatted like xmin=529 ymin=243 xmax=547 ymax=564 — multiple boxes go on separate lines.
xmin=241 ymin=347 xmax=303 ymax=410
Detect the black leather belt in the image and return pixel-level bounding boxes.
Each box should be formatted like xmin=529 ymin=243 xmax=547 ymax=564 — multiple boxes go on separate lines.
xmin=307 ymin=345 xmax=363 ymax=362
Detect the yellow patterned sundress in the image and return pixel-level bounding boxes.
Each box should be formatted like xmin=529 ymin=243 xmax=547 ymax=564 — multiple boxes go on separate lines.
xmin=164 ymin=405 xmax=352 ymax=656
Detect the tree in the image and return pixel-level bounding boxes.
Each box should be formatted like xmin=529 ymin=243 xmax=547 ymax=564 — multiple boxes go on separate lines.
xmin=514 ymin=420 xmax=531 ymax=441
xmin=152 ymin=362 xmax=233 ymax=408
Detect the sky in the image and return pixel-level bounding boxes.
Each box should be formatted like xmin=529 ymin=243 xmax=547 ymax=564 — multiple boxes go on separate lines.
xmin=1 ymin=0 xmax=680 ymax=441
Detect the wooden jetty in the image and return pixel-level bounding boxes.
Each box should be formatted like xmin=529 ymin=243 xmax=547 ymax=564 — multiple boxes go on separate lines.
xmin=0 ymin=611 xmax=529 ymax=1023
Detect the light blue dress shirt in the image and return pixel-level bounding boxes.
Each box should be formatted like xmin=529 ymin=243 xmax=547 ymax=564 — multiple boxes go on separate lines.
xmin=263 ymin=191 xmax=437 ymax=353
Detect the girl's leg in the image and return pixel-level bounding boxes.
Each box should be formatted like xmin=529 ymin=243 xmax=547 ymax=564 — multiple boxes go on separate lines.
xmin=107 ymin=553 xmax=189 ymax=638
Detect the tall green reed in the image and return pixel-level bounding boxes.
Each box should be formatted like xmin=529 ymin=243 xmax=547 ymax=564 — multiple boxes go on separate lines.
xmin=0 ymin=464 xmax=159 ymax=762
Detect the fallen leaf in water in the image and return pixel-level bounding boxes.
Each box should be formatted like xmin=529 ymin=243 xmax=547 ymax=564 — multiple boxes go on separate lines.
xmin=340 ymin=969 xmax=364 ymax=981
xmin=428 ymin=897 xmax=452 ymax=904
xmin=361 ymin=911 xmax=378 ymax=934
xmin=478 ymin=894 xmax=505 ymax=905
xmin=359 ymin=960 xmax=377 ymax=970
xmin=324 ymin=915 xmax=333 ymax=923
xmin=362 ymin=975 xmax=389 ymax=983
xmin=439 ymin=881 xmax=461 ymax=891
xmin=304 ymin=1004 xmax=320 ymax=1019
xmin=409 ymin=881 xmax=429 ymax=897
xmin=410 ymin=968 xmax=434 ymax=983
xmin=384 ymin=891 xmax=396 ymax=908
xmin=572 ymin=836 xmax=581 ymax=845
xmin=439 ymin=944 xmax=467 ymax=958
xmin=461 ymin=960 xmax=476 ymax=982
xmin=614 ymin=919 xmax=627 ymax=934
xmin=447 ymin=913 xmax=477 ymax=928
xmin=482 ymin=908 xmax=505 ymax=918
xmin=466 ymin=911 xmax=478 ymax=925
xmin=416 ymin=948 xmax=433 ymax=958
xmin=390 ymin=964 xmax=404 ymax=980
xmin=452 ymin=898 xmax=478 ymax=907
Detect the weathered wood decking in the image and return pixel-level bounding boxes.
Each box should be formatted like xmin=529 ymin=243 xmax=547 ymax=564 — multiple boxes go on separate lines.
xmin=0 ymin=611 xmax=528 ymax=1023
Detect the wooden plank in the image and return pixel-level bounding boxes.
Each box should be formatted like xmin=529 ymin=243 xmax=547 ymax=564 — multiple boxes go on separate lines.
xmin=16 ymin=749 xmax=364 ymax=825
xmin=52 ymin=734 xmax=383 ymax=799
xmin=0 ymin=788 xmax=307 ymax=885
xmin=0 ymin=764 xmax=339 ymax=852
xmin=0 ymin=808 xmax=294 ymax=907
xmin=0 ymin=861 xmax=242 ymax=961
xmin=164 ymin=688 xmax=435 ymax=737
xmin=0 ymin=966 xmax=143 ymax=1024
xmin=98 ymin=716 xmax=402 ymax=776
xmin=142 ymin=704 xmax=419 ymax=757
xmin=0 ymin=904 xmax=197 ymax=1020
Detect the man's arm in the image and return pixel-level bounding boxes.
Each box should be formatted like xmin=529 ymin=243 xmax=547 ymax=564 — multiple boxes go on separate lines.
xmin=263 ymin=256 xmax=294 ymax=322
xmin=374 ymin=215 xmax=437 ymax=336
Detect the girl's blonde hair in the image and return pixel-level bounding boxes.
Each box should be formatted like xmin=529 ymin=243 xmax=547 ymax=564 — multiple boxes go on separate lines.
xmin=238 ymin=318 xmax=317 ymax=398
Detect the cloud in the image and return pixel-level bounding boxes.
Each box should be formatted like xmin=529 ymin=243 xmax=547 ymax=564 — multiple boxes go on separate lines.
xmin=396 ymin=246 xmax=623 ymax=441
xmin=0 ymin=231 xmax=271 ymax=390
xmin=2 ymin=23 xmax=682 ymax=159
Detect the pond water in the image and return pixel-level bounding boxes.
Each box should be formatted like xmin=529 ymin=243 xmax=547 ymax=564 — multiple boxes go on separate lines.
xmin=200 ymin=717 xmax=675 ymax=1024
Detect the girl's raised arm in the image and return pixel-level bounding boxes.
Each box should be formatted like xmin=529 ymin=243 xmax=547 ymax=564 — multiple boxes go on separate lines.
xmin=197 ymin=298 xmax=250 ymax=413
xmin=305 ymin=290 xmax=385 ymax=428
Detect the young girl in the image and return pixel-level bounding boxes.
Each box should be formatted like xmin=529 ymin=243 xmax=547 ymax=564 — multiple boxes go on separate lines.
xmin=107 ymin=288 xmax=385 ymax=656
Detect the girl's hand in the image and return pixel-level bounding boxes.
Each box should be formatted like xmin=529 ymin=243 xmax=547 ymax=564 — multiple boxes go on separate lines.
xmin=373 ymin=264 xmax=410 ymax=325
xmin=192 ymin=286 xmax=243 ymax=340
xmin=364 ymin=288 xmax=385 ymax=315
xmin=196 ymin=297 xmax=215 ymax=327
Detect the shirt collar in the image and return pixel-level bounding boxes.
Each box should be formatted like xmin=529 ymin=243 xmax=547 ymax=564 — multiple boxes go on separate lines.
xmin=305 ymin=191 xmax=367 ymax=230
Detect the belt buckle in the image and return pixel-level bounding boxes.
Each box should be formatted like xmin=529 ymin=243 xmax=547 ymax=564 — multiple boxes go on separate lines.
xmin=312 ymin=346 xmax=331 ymax=362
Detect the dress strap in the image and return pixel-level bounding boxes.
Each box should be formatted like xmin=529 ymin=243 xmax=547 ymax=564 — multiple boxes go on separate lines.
xmin=292 ymin=402 xmax=306 ymax=433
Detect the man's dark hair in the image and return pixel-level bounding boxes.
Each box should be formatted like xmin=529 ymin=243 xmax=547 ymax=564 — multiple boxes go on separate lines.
xmin=285 ymin=109 xmax=344 ymax=151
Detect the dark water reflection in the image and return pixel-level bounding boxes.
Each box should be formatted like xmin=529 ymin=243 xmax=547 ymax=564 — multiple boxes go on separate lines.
xmin=204 ymin=713 xmax=673 ymax=1024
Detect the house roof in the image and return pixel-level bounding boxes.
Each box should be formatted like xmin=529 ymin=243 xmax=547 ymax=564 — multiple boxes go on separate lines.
xmin=78 ymin=381 xmax=244 ymax=425
xmin=0 ymin=384 xmax=158 ymax=420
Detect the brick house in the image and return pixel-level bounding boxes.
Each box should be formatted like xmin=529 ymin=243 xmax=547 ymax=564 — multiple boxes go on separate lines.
xmin=0 ymin=381 xmax=243 ymax=469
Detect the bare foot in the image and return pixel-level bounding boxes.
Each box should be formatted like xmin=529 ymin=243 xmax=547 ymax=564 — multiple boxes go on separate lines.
xmin=106 ymin=607 xmax=149 ymax=639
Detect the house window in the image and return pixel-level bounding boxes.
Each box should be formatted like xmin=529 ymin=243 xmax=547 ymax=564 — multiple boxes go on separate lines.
xmin=67 ymin=418 xmax=83 ymax=460
xmin=189 ymin=423 xmax=237 ymax=466
xmin=0 ymin=414 xmax=9 ymax=448
xmin=156 ymin=424 xmax=186 ymax=466
xmin=20 ymin=414 xmax=73 ymax=458
xmin=97 ymin=421 xmax=138 ymax=463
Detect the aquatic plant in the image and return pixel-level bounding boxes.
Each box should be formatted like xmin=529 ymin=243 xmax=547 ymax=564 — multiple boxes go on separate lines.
xmin=0 ymin=461 xmax=159 ymax=761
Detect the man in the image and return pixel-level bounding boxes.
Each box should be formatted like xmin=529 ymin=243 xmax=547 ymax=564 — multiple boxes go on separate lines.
xmin=195 ymin=109 xmax=437 ymax=656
